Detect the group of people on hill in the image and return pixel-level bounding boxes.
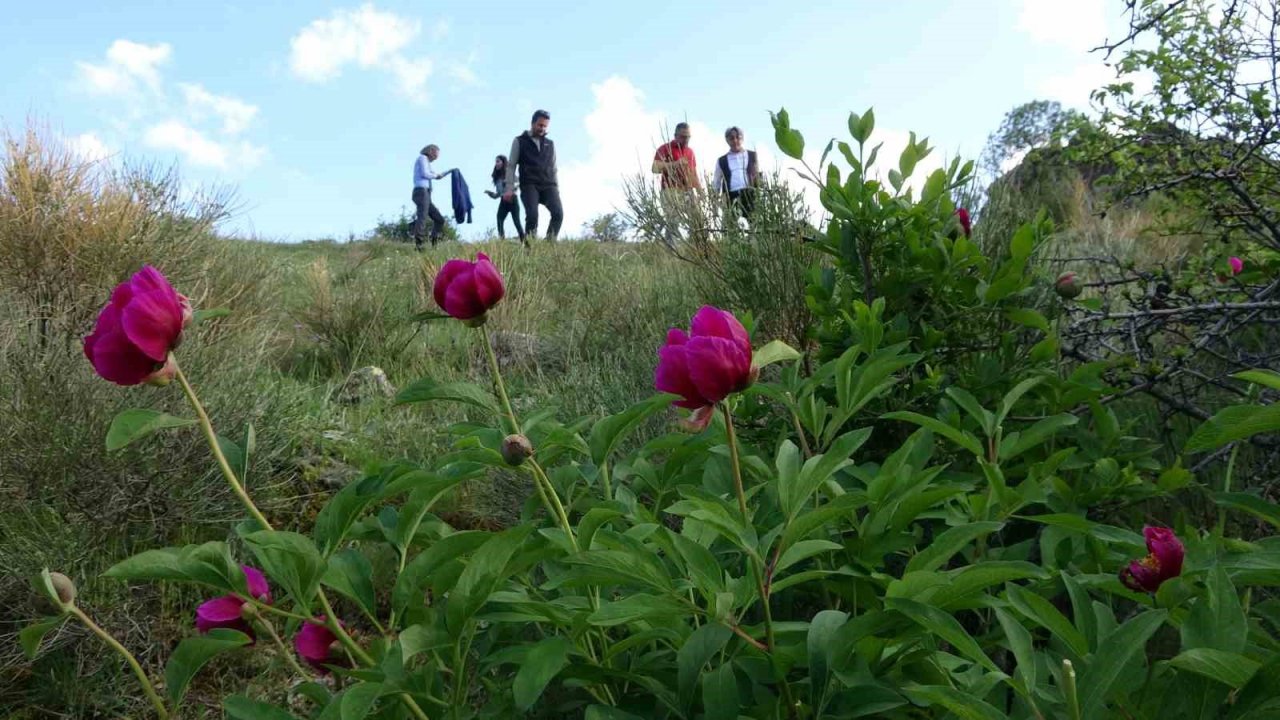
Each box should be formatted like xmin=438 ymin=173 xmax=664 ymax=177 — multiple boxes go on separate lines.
xmin=411 ymin=111 xmax=762 ymax=249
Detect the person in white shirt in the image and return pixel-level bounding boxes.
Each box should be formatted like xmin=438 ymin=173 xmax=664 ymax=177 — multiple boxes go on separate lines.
xmin=412 ymin=144 xmax=447 ymax=249
xmin=711 ymin=127 xmax=760 ymax=220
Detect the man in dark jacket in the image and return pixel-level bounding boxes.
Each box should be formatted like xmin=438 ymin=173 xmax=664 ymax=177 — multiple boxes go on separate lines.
xmin=711 ymin=126 xmax=760 ymax=221
xmin=502 ymin=109 xmax=563 ymax=242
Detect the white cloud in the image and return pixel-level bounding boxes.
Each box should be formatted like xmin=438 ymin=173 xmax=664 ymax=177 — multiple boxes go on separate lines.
xmin=77 ymin=39 xmax=172 ymax=96
xmin=143 ymin=120 xmax=265 ymax=170
xmin=1017 ymin=0 xmax=1109 ymax=51
xmin=68 ymin=132 xmax=114 ymax=163
xmin=289 ymin=4 xmax=436 ymax=102
xmin=178 ymin=83 xmax=258 ymax=135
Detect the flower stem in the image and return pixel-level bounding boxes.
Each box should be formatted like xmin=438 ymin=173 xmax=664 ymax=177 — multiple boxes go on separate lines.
xmin=720 ymin=404 xmax=750 ymax=522
xmin=69 ymin=607 xmax=169 ymax=719
xmin=175 ymin=360 xmax=430 ymax=720
xmin=478 ymin=328 xmax=519 ymax=435
xmin=528 ymin=459 xmax=578 ymax=551
xmin=254 ymin=616 xmax=312 ymax=679
xmin=721 ymin=403 xmax=797 ymax=719
xmin=173 ymin=361 xmax=271 ymax=531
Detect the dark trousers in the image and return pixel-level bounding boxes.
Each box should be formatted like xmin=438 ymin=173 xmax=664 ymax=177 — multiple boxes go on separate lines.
xmin=412 ymin=187 xmax=445 ymax=248
xmin=520 ymin=184 xmax=563 ymax=241
xmin=728 ymin=188 xmax=756 ymax=219
xmin=497 ymin=198 xmax=526 ymax=244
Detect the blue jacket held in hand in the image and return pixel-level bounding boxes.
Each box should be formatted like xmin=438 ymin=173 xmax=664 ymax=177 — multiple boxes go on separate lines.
xmin=449 ymin=169 xmax=474 ymax=224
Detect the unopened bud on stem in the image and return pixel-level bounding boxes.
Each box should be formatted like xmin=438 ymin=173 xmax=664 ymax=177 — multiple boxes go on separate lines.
xmin=501 ymin=434 xmax=534 ymax=466
xmin=49 ymin=572 xmax=77 ymax=607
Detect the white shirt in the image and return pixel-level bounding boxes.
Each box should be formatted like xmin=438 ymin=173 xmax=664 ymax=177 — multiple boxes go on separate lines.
xmin=713 ymin=150 xmax=752 ymax=192
xmin=414 ymin=155 xmax=442 ymax=190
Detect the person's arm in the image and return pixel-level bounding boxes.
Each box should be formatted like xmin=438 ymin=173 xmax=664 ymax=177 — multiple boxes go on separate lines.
xmin=711 ymin=158 xmax=723 ymax=193
xmin=503 ymin=138 xmax=521 ymax=197
xmin=548 ymin=141 xmax=557 ymax=184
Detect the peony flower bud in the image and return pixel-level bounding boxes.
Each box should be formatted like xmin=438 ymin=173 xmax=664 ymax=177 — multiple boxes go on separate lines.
xmin=432 ymin=252 xmax=506 ymax=323
xmin=501 ymin=434 xmax=534 ymax=466
xmin=294 ymin=618 xmax=349 ymax=672
xmin=83 ymin=266 xmax=190 ymax=386
xmin=49 ymin=572 xmax=77 ymax=606
xmin=655 ymin=306 xmax=754 ymax=431
xmin=1055 ymin=271 xmax=1082 ymax=299
xmin=1228 ymin=256 xmax=1243 ymax=275
xmin=195 ymin=565 xmax=271 ymax=640
xmin=954 ymin=208 xmax=972 ymax=238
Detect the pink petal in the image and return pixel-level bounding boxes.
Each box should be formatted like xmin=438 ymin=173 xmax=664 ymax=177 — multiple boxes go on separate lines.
xmin=241 ymin=566 xmax=271 ymax=603
xmin=196 ymin=595 xmax=246 ymax=633
xmin=690 ymin=306 xmax=751 ymax=357
xmin=1120 ymin=558 xmax=1163 ymax=593
xmin=129 ymin=266 xmax=180 ymax=300
xmin=85 ymin=325 xmax=162 ymax=385
xmin=686 ymin=336 xmax=752 ymax=405
xmin=679 ymin=405 xmax=716 ymax=433
xmin=655 ymin=342 xmax=708 ymax=409
xmin=472 ymin=255 xmax=506 ymax=309
xmin=295 ymin=619 xmax=338 ymax=668
xmin=1144 ymin=527 xmax=1183 ymax=579
xmin=664 ymin=328 xmax=689 ymax=346
xmin=122 ymin=289 xmax=184 ymax=361
xmin=444 ymin=271 xmax=485 ymax=319
xmin=433 ymin=259 xmax=474 ymax=310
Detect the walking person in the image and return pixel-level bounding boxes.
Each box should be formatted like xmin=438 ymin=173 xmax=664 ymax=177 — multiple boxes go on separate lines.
xmin=711 ymin=126 xmax=760 ymax=221
xmin=412 ymin=144 xmax=448 ymax=249
xmin=485 ymin=155 xmax=527 ymax=246
xmin=652 ymin=122 xmax=703 ymax=246
xmin=503 ymin=110 xmax=563 ymax=242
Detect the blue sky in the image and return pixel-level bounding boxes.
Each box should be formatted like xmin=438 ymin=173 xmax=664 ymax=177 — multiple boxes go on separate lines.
xmin=2 ymin=0 xmax=1133 ymax=241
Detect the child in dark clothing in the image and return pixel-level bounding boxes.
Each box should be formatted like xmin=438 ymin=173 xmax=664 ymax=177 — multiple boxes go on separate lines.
xmin=485 ymin=155 xmax=527 ymax=246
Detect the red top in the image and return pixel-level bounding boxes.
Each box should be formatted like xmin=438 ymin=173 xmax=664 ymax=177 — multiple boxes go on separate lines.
xmin=654 ymin=140 xmax=697 ymax=189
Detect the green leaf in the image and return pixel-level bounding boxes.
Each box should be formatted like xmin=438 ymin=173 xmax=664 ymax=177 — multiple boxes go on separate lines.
xmin=670 ymin=532 xmax=724 ymax=596
xmin=102 ymin=542 xmax=243 ymax=593
xmin=994 ymin=608 xmax=1038 ymax=699
xmin=398 ymin=624 xmax=448 ymax=665
xmin=781 ymin=429 xmax=869 ymax=519
xmin=1061 ymin=572 xmax=1098 ymax=651
xmin=678 ymin=623 xmax=732 ymax=711
xmin=224 ymin=695 xmax=302 ymax=720
xmin=906 ymin=522 xmax=1003 ymax=574
xmin=1182 ymin=566 xmax=1247 ymax=653
xmin=1006 ymin=584 xmax=1088 ymax=658
xmin=902 ymin=686 xmax=1006 ymax=720
xmin=776 ymin=540 xmax=843 ymax=574
xmin=446 ymin=525 xmax=533 ymax=634
xmin=1227 ymin=655 xmax=1280 ymax=720
xmin=1006 ymin=308 xmax=1050 ymax=333
xmin=313 ymin=473 xmax=389 ymax=556
xmin=852 ymin=108 xmax=875 ymax=145
xmin=1233 ymin=369 xmax=1280 ymax=391
xmin=886 ymin=598 xmax=998 ymax=673
xmin=702 ymin=663 xmax=739 ymax=720
xmin=242 ymin=531 xmax=326 ymax=613
xmin=946 ymin=387 xmax=994 ymax=437
xmin=20 ymin=616 xmax=65 ymax=659
xmin=322 ymin=549 xmax=378 ymax=621
xmin=588 ymin=593 xmax=689 ymax=626
xmin=192 ymin=308 xmax=231 ymax=324
xmin=1078 ymin=610 xmax=1167 ymax=717
xmin=393 ymin=530 xmax=490 ymax=619
xmin=589 ymin=394 xmax=678 ymax=466
xmin=395 ymin=379 xmax=497 ymax=413
xmin=1000 ymin=414 xmax=1079 ymax=461
xmin=165 ymin=628 xmax=251 ymax=707
xmin=1214 ymin=492 xmax=1280 ymax=530
xmin=881 ymin=410 xmax=983 ymax=457
xmin=1010 ymin=223 xmax=1035 ymax=261
xmin=513 ymin=637 xmax=573 ymax=711
xmin=1169 ymin=649 xmax=1260 ymax=689
xmin=408 ymin=310 xmax=451 ymax=322
xmin=105 ymin=409 xmax=196 ymax=451
xmin=584 ymin=707 xmax=645 ymax=720
xmin=752 ymin=339 xmax=801 ymax=370
xmin=808 ymin=610 xmax=848 ymax=707
xmin=560 ymin=550 xmax=674 ymax=593
xmin=1186 ymin=404 xmax=1280 ymax=452
xmin=338 ymin=682 xmax=384 ymax=720
xmin=216 ymin=434 xmax=246 ymax=486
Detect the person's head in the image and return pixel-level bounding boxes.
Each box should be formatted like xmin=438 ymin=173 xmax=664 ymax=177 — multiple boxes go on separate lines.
xmin=423 ymin=144 xmax=440 ymax=161
xmin=674 ymin=122 xmax=691 ymax=148
xmin=724 ymin=127 xmax=744 ymax=152
xmin=530 ymin=110 xmax=550 ymax=137
xmin=492 ymin=154 xmax=508 ymax=181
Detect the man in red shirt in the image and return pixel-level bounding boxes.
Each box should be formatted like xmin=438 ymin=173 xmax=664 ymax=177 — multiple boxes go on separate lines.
xmin=652 ymin=122 xmax=701 ymax=190
xmin=652 ymin=122 xmax=703 ymax=246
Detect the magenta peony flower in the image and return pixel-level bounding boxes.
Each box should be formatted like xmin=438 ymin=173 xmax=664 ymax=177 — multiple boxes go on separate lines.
xmin=294 ymin=618 xmax=344 ymax=671
xmin=1119 ymin=526 xmax=1184 ymax=593
xmin=1228 ymin=256 xmax=1244 ymax=275
xmin=195 ymin=566 xmax=271 ymax=638
xmin=955 ymin=208 xmax=972 ymax=238
xmin=432 ymin=252 xmax=505 ymax=322
xmin=655 ymin=306 xmax=753 ymax=429
xmin=83 ymin=265 xmax=193 ymax=386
